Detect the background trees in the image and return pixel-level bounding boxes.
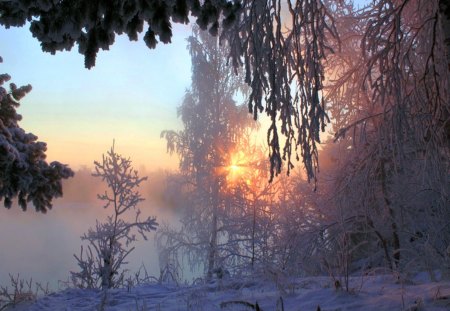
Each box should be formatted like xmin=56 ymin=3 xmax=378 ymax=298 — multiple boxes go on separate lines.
xmin=318 ymin=0 xmax=450 ymax=276
xmin=0 ymin=0 xmax=338 ymax=181
xmin=160 ymin=0 xmax=449 ymax=280
xmin=0 ymin=57 xmax=73 ymax=212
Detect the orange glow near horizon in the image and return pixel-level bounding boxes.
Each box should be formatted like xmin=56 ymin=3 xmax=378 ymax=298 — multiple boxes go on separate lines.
xmin=42 ymin=138 xmax=180 ymax=172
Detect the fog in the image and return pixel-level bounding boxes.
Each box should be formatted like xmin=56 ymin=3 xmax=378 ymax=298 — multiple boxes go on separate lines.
xmin=0 ymin=168 xmax=178 ymax=289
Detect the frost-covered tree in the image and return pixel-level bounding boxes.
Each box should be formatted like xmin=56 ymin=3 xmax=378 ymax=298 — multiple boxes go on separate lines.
xmin=71 ymin=143 xmax=158 ymax=289
xmin=159 ymin=26 xmax=255 ymax=279
xmin=217 ymin=134 xmax=279 ymax=271
xmin=0 ymin=0 xmax=241 ymax=68
xmin=319 ymin=0 xmax=450 ymax=275
xmin=0 ymin=56 xmax=73 ymax=212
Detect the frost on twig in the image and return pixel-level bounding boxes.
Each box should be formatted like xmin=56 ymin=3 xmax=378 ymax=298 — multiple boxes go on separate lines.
xmin=221 ymin=0 xmax=338 ymax=182
xmin=323 ymin=0 xmax=449 ymax=275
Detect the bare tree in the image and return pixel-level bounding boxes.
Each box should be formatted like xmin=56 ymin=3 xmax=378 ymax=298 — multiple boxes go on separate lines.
xmin=71 ymin=143 xmax=158 ymax=289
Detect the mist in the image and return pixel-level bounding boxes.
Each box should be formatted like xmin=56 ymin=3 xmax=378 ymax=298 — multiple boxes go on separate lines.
xmin=0 ymin=168 xmax=178 ymax=289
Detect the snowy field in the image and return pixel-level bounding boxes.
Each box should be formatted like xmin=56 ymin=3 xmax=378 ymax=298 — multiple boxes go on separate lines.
xmin=6 ymin=273 xmax=450 ymax=311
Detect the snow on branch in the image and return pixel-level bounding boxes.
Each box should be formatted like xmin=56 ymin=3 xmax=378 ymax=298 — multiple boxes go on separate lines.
xmin=0 ymin=0 xmax=241 ymax=68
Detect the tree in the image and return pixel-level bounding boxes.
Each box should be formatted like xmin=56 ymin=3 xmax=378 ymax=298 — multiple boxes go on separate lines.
xmin=71 ymin=143 xmax=158 ymax=289
xmin=319 ymin=1 xmax=450 ymax=274
xmin=0 ymin=56 xmax=73 ymax=212
xmin=158 ymin=26 xmax=255 ymax=279
xmin=0 ymin=0 xmax=241 ymax=68
xmin=218 ymin=134 xmax=279 ymax=271
xmin=3 ymin=1 xmax=447 ymax=184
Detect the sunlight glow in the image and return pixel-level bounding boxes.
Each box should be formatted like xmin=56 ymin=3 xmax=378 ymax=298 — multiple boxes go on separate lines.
xmin=229 ymin=164 xmax=241 ymax=173
xmin=225 ymin=151 xmax=251 ymax=185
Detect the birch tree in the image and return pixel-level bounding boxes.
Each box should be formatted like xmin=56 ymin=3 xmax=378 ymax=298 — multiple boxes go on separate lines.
xmin=159 ymin=26 xmax=255 ymax=279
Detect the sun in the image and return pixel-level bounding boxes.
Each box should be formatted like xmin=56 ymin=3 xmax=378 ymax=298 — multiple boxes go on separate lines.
xmin=216 ymin=148 xmax=262 ymax=188
xmin=226 ymin=163 xmax=243 ymax=182
xmin=224 ymin=151 xmax=249 ymax=184
xmin=229 ymin=164 xmax=241 ymax=174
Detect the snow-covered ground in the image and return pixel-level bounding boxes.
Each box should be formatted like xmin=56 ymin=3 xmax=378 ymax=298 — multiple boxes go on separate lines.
xmin=6 ymin=273 xmax=450 ymax=311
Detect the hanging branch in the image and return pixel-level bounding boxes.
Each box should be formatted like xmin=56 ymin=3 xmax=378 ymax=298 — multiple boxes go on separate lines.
xmin=221 ymin=0 xmax=338 ymax=182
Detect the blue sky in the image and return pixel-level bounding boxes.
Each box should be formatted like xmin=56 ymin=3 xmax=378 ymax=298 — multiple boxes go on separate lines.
xmin=1 ymin=22 xmax=193 ymax=170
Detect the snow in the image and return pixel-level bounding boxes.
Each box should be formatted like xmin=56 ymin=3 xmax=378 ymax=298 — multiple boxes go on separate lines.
xmin=8 ymin=274 xmax=450 ymax=311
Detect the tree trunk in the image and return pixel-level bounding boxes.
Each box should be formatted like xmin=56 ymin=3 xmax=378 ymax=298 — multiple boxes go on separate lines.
xmin=440 ymin=1 xmax=450 ymax=139
xmin=380 ymin=159 xmax=401 ymax=270
xmin=207 ymin=179 xmax=220 ymax=280
xmin=251 ymin=198 xmax=256 ymax=269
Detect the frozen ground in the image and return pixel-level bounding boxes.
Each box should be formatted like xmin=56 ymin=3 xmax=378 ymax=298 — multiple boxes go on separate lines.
xmin=6 ymin=273 xmax=450 ymax=311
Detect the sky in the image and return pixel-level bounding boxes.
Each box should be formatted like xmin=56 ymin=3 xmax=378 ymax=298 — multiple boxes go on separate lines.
xmin=1 ymin=22 xmax=193 ymax=171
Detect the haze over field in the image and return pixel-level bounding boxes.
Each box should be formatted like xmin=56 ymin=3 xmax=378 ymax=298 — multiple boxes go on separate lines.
xmin=0 ymin=169 xmax=178 ymax=287
xmin=0 ymin=18 xmax=268 ymax=289
xmin=0 ymin=23 xmax=194 ymax=286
